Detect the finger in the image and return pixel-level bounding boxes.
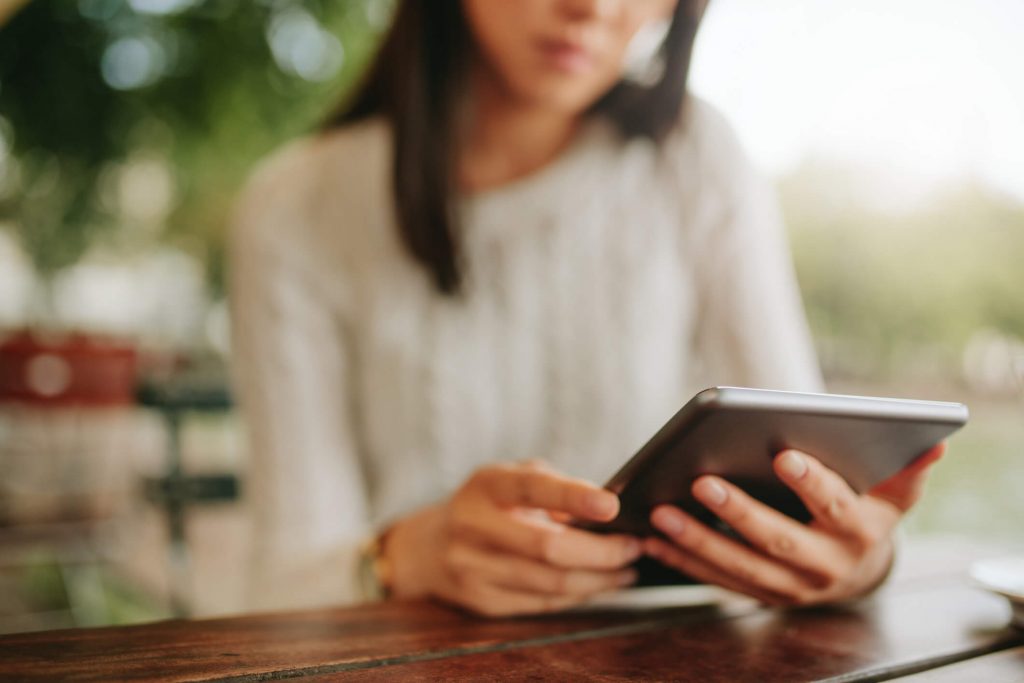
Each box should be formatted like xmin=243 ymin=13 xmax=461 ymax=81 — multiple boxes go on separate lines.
xmin=520 ymin=458 xmax=551 ymax=470
xmin=456 ymin=504 xmax=642 ymax=570
xmin=868 ymin=443 xmax=946 ymax=513
xmin=474 ymin=465 xmax=619 ymax=522
xmin=547 ymin=511 xmax=573 ymax=524
xmin=447 ymin=543 xmax=636 ymax=596
xmin=909 ymin=442 xmax=946 ymax=471
xmin=650 ymin=504 xmax=828 ymax=602
xmin=445 ymin=578 xmax=586 ymax=618
xmin=644 ymin=538 xmax=786 ymax=606
xmin=772 ymin=451 xmax=884 ymax=539
xmin=688 ymin=475 xmax=849 ymax=581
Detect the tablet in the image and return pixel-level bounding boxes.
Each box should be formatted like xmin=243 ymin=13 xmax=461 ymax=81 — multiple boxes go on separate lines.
xmin=593 ymin=387 xmax=968 ymax=537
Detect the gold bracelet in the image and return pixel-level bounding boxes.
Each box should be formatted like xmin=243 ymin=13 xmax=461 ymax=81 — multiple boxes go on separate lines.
xmin=358 ymin=529 xmax=394 ymax=601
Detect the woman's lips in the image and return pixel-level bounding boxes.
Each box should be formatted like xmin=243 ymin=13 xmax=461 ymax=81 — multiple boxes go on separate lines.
xmin=536 ymin=38 xmax=596 ymax=74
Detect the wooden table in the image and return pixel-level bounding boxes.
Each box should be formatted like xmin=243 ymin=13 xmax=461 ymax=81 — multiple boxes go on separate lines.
xmin=1 ymin=537 xmax=1021 ymax=682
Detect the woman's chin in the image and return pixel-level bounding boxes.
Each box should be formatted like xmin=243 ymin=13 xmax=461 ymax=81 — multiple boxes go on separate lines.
xmin=506 ymin=76 xmax=615 ymax=114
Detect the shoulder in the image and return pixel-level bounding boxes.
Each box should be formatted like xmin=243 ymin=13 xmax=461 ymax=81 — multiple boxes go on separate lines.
xmin=681 ymin=96 xmax=745 ymax=155
xmin=658 ymin=95 xmax=780 ymax=243
xmin=230 ymin=118 xmax=392 ymax=262
xmin=665 ymin=95 xmax=760 ymax=197
xmin=650 ymin=95 xmax=786 ymax=260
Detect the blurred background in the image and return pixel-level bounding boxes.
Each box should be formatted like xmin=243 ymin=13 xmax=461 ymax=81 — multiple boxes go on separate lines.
xmin=0 ymin=0 xmax=1021 ymax=632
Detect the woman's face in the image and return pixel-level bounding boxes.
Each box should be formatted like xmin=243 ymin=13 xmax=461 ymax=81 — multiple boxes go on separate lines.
xmin=462 ymin=0 xmax=680 ymax=113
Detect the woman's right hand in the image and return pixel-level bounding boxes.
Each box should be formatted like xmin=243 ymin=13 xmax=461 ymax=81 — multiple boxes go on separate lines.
xmin=383 ymin=461 xmax=643 ymax=616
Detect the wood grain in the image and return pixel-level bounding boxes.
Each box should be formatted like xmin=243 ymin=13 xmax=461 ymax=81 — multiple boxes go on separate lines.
xmin=1 ymin=539 xmax=1021 ymax=682
xmin=301 ymin=583 xmax=1022 ymax=682
xmin=0 ymin=597 xmax=735 ymax=682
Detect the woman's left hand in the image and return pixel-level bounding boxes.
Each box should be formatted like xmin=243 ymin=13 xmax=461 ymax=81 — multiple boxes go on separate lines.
xmin=645 ymin=443 xmax=946 ymax=606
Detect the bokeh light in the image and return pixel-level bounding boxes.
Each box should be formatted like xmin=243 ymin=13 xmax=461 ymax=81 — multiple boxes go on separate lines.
xmin=101 ymin=35 xmax=168 ymax=90
xmin=267 ymin=7 xmax=345 ymax=82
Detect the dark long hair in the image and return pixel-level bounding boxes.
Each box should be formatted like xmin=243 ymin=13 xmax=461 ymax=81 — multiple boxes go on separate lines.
xmin=326 ymin=1 xmax=705 ymax=295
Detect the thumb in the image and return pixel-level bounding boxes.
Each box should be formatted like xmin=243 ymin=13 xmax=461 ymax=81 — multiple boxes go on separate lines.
xmin=867 ymin=443 xmax=946 ymax=512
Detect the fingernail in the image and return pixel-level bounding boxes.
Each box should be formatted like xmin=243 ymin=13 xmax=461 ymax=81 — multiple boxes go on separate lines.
xmin=618 ymin=570 xmax=638 ymax=587
xmin=652 ymin=506 xmax=686 ymax=535
xmin=697 ymin=479 xmax=728 ymax=507
xmin=624 ymin=538 xmax=643 ymax=559
xmin=588 ymin=492 xmax=618 ymax=519
xmin=778 ymin=451 xmax=808 ymax=480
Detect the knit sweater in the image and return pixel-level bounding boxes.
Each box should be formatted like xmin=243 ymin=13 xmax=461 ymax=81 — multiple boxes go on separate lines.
xmin=229 ymin=97 xmax=823 ymax=612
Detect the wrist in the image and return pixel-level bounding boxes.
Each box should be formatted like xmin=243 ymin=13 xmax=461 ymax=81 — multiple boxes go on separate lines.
xmin=387 ymin=504 xmax=444 ymax=599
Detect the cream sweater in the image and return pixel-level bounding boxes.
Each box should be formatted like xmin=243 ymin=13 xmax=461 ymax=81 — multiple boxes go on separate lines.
xmin=229 ymin=98 xmax=823 ymax=612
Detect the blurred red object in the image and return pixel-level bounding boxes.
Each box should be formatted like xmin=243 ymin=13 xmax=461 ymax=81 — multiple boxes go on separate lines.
xmin=0 ymin=330 xmax=138 ymax=407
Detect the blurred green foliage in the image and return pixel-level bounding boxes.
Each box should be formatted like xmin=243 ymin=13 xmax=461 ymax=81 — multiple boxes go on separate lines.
xmin=782 ymin=164 xmax=1024 ymax=383
xmin=0 ymin=0 xmax=387 ymax=290
xmin=18 ymin=556 xmax=69 ymax=612
xmin=8 ymin=553 xmax=169 ymax=632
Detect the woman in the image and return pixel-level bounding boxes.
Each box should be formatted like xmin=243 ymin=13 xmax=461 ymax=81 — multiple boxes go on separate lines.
xmin=230 ymin=0 xmax=942 ymax=616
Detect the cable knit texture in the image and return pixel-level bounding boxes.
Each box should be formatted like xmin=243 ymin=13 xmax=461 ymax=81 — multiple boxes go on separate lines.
xmin=229 ymin=97 xmax=823 ymax=611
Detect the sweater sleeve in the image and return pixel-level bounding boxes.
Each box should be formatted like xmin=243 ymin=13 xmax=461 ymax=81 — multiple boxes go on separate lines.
xmin=686 ymin=101 xmax=825 ymax=392
xmin=229 ymin=145 xmax=372 ymax=611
